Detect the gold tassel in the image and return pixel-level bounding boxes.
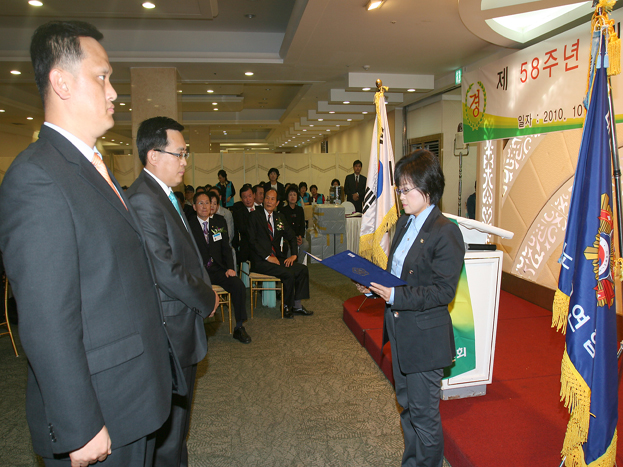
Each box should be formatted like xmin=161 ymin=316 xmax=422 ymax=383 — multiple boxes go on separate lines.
xmin=559 ymin=349 xmax=592 ymax=461
xmin=552 ymin=289 xmax=570 ymax=333
xmin=607 ymin=29 xmax=621 ymax=75
xmin=563 ymin=428 xmax=618 ymax=467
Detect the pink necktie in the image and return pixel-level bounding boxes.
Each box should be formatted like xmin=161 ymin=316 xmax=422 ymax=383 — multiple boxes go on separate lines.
xmin=92 ymin=154 xmax=127 ymax=210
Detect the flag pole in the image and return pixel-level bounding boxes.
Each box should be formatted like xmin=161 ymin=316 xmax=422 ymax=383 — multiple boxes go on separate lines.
xmin=375 ymin=78 xmax=401 ymax=217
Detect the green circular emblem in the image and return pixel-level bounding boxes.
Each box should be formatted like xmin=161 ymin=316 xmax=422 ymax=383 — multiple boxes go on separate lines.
xmin=464 ymin=81 xmax=487 ymax=131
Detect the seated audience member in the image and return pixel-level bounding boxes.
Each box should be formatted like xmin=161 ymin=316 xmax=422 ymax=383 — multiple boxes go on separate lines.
xmin=253 ymin=184 xmax=265 ymax=207
xmin=233 ymin=184 xmax=256 ymax=264
xmin=184 ymin=185 xmax=195 ymax=206
xmin=209 ymin=188 xmax=237 ymax=268
xmin=331 ymin=178 xmax=344 ymax=203
xmin=173 ymin=190 xmax=185 ymax=208
xmin=299 ymin=182 xmax=311 ymax=205
xmin=189 ymin=191 xmax=251 ymax=344
xmin=204 ymin=184 xmax=212 ymax=193
xmin=281 ymin=186 xmax=310 ymax=264
xmin=217 ymin=169 xmax=235 ymax=209
xmin=195 ymin=186 xmax=207 ymax=195
xmin=310 ymin=185 xmax=325 ymax=204
xmin=233 ymin=183 xmax=252 ymax=212
xmin=263 ymin=167 xmax=285 ymax=202
xmin=248 ymin=188 xmax=312 ymax=319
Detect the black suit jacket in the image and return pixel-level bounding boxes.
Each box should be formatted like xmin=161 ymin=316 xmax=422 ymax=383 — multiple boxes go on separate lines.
xmin=232 ymin=206 xmax=253 ymax=263
xmin=262 ymin=180 xmax=286 ymax=202
xmin=344 ymin=173 xmax=367 ymax=212
xmin=188 ymin=214 xmax=234 ymax=273
xmin=382 ymin=207 xmax=464 ymax=374
xmin=247 ymin=208 xmax=297 ymax=264
xmin=127 ymin=170 xmax=216 ymax=369
xmin=0 ymin=125 xmax=174 ymax=457
xmin=279 ymin=204 xmax=306 ymax=237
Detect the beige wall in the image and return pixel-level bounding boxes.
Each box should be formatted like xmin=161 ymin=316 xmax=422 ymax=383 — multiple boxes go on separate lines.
xmin=0 ymin=127 xmax=36 ymax=184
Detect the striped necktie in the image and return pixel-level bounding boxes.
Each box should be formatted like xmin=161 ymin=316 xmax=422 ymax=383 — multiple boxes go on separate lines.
xmin=202 ymin=220 xmax=212 ymax=268
xmin=267 ymin=213 xmax=277 ymax=257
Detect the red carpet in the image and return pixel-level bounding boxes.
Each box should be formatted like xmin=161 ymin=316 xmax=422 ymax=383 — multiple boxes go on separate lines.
xmin=343 ymin=291 xmax=623 ymax=466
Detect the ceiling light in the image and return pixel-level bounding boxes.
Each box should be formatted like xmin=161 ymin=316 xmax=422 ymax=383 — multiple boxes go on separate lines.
xmin=119 ymin=103 xmax=125 ymax=106
xmin=265 ymin=88 xmax=271 ymax=91
xmin=212 ymin=102 xmax=218 ymax=105
xmin=0 ymin=109 xmax=5 ymax=112
xmin=318 ymin=119 xmax=323 ymax=121
xmin=27 ymin=117 xmax=33 ymax=120
xmin=329 ymin=111 xmax=335 ymax=114
xmin=362 ymin=111 xmax=368 ymax=114
xmin=343 ymin=101 xmax=350 ymax=104
xmin=129 ymin=108 xmax=132 ymax=111
xmin=214 ymin=108 xmax=218 ymax=111
xmin=407 ymin=88 xmax=416 ymax=92
xmin=336 ymin=125 xmax=340 ymax=127
xmin=347 ymin=118 xmax=352 ymax=121
xmin=327 ymin=129 xmax=331 ymax=131
xmin=297 ymin=133 xmax=301 ymax=135
xmin=111 ymin=139 xmax=115 ymax=141
xmin=366 ymin=0 xmax=385 ymax=10
xmin=245 ymin=72 xmax=254 ymax=76
xmin=310 ymin=125 xmax=314 ymax=127
xmin=102 ymin=137 xmax=105 ymax=139
xmin=177 ymin=90 xmax=182 ymax=93
xmin=10 ymin=70 xmax=21 ymax=75
xmin=207 ymin=89 xmax=214 ymax=93
xmin=142 ymin=2 xmax=155 ymax=9
xmin=245 ymin=14 xmax=256 ymax=19
xmin=302 ymin=129 xmax=307 ymax=131
xmin=29 ymin=0 xmax=43 ymax=6
xmin=362 ymin=87 xmax=371 ymax=91
xmin=491 ymin=3 xmax=589 ymax=35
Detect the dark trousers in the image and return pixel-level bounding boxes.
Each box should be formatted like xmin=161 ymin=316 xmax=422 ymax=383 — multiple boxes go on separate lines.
xmin=153 ymin=364 xmax=197 ymax=467
xmin=250 ymin=259 xmax=309 ymax=308
xmin=386 ymin=310 xmax=444 ymax=467
xmin=208 ymin=267 xmax=248 ymax=324
xmin=44 ymin=434 xmax=156 ymax=467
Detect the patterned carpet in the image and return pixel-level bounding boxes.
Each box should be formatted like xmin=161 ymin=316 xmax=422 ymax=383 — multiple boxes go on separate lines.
xmin=0 ymin=264 xmax=451 ymax=466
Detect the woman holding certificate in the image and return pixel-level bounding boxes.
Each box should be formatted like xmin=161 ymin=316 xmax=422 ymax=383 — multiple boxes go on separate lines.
xmin=365 ymin=149 xmax=464 ymax=467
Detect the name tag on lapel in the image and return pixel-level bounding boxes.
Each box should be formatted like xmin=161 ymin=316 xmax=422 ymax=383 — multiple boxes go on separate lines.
xmin=212 ymin=232 xmax=222 ymax=242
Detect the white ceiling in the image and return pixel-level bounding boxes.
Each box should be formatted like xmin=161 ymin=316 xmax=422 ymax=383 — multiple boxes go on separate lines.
xmin=0 ymin=0 xmax=600 ymax=151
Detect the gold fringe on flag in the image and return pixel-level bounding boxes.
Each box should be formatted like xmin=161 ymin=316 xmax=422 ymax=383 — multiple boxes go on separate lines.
xmin=552 ymin=289 xmax=571 ymax=333
xmin=359 ymin=206 xmax=399 ymax=270
xmin=591 ymin=0 xmax=621 ymax=76
xmin=559 ymin=348 xmax=592 ymax=464
xmin=564 ymin=429 xmax=618 ymax=467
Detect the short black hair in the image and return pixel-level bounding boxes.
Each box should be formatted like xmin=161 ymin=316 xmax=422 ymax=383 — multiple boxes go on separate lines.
xmin=299 ymin=182 xmax=308 ymax=190
xmin=173 ymin=191 xmax=184 ymax=206
xmin=206 ymin=191 xmax=220 ymax=204
xmin=195 ymin=186 xmax=206 ymax=194
xmin=268 ymin=167 xmax=280 ymax=178
xmin=30 ymin=21 xmax=104 ymax=105
xmin=331 ymin=179 xmax=340 ymax=186
xmin=218 ymin=169 xmax=227 ymax=179
xmin=209 ymin=187 xmax=220 ymax=198
xmin=394 ymin=149 xmax=445 ymax=205
xmin=286 ymin=185 xmax=299 ymax=198
xmin=353 ymin=160 xmax=362 ymax=167
xmin=193 ymin=191 xmax=209 ymax=204
xmin=136 ymin=116 xmax=185 ymax=166
xmin=239 ymin=184 xmax=253 ymax=197
xmin=252 ymin=184 xmax=264 ymax=195
xmin=185 ymin=185 xmax=194 ymax=193
xmin=310 ymin=184 xmax=318 ymax=191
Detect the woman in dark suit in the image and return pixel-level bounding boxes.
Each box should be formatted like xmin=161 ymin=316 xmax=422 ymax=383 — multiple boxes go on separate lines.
xmin=365 ymin=149 xmax=464 ymax=467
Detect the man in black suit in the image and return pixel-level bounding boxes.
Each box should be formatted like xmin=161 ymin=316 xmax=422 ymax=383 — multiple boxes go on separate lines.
xmin=344 ymin=159 xmax=367 ymax=212
xmin=189 ymin=191 xmax=251 ymax=344
xmin=262 ymin=167 xmax=285 ymax=202
xmin=127 ymin=116 xmax=219 ymax=467
xmin=253 ymin=184 xmax=265 ymax=207
xmin=248 ymin=188 xmax=312 ymax=319
xmin=0 ymin=21 xmax=179 ymax=466
xmin=232 ymin=184 xmax=257 ymax=264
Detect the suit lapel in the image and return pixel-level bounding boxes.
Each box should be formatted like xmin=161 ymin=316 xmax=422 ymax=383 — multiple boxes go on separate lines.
xmin=40 ymin=126 xmax=139 ymax=233
xmin=400 ymin=207 xmax=441 ymax=280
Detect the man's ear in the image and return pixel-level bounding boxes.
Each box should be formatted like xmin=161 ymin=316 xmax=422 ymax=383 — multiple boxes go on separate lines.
xmin=49 ymin=68 xmax=71 ymax=100
xmin=146 ymin=149 xmax=158 ymax=166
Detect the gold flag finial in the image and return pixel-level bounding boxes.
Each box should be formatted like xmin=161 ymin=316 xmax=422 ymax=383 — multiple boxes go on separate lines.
xmin=376 ymin=79 xmax=383 ymax=91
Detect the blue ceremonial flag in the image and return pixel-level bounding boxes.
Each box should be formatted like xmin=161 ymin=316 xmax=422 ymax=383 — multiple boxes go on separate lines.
xmin=552 ymin=35 xmax=618 ymax=467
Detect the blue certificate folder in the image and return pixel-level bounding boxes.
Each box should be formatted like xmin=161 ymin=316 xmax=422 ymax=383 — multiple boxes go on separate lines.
xmin=307 ymin=250 xmax=407 ymax=288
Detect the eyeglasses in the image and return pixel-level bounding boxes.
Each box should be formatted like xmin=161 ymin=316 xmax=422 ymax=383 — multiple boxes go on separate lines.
xmin=395 ymin=186 xmax=417 ymax=196
xmin=154 ymin=149 xmax=190 ymax=160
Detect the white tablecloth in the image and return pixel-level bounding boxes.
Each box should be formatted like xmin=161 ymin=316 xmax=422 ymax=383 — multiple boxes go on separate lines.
xmin=346 ymin=216 xmax=362 ymax=253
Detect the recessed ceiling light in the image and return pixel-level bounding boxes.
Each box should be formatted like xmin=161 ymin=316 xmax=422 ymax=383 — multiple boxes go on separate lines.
xmin=214 ymin=108 xmax=218 ymax=111
xmin=362 ymin=87 xmax=371 ymax=91
xmin=207 ymin=89 xmax=214 ymax=93
xmin=327 ymin=129 xmax=331 ymax=131
xmin=336 ymin=124 xmax=340 ymax=127
xmin=366 ymin=0 xmax=385 ymax=10
xmin=347 ymin=118 xmax=352 ymax=121
xmin=142 ymin=2 xmax=155 ymax=9
xmin=119 ymin=103 xmax=125 ymax=106
xmin=29 ymin=0 xmax=43 ymax=6
xmin=177 ymin=90 xmax=182 ymax=93
xmin=102 ymin=136 xmax=105 ymax=139
xmin=129 ymin=108 xmax=132 ymax=111
xmin=407 ymin=88 xmax=416 ymax=92
xmin=343 ymin=101 xmax=350 ymax=104
xmin=245 ymin=14 xmax=256 ymax=19
xmin=27 ymin=117 xmax=33 ymax=120
xmin=302 ymin=129 xmax=307 ymax=131
xmin=245 ymin=72 xmax=254 ymax=76
xmin=212 ymin=102 xmax=218 ymax=105
xmin=297 ymin=133 xmax=300 ymax=135
xmin=10 ymin=70 xmax=21 ymax=75
xmin=362 ymin=111 xmax=368 ymax=114
xmin=329 ymin=111 xmax=335 ymax=114
xmin=111 ymin=139 xmax=115 ymax=141
xmin=0 ymin=109 xmax=5 ymax=112
xmin=265 ymin=88 xmax=271 ymax=91
xmin=318 ymin=119 xmax=323 ymax=121
xmin=310 ymin=125 xmax=314 ymax=127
